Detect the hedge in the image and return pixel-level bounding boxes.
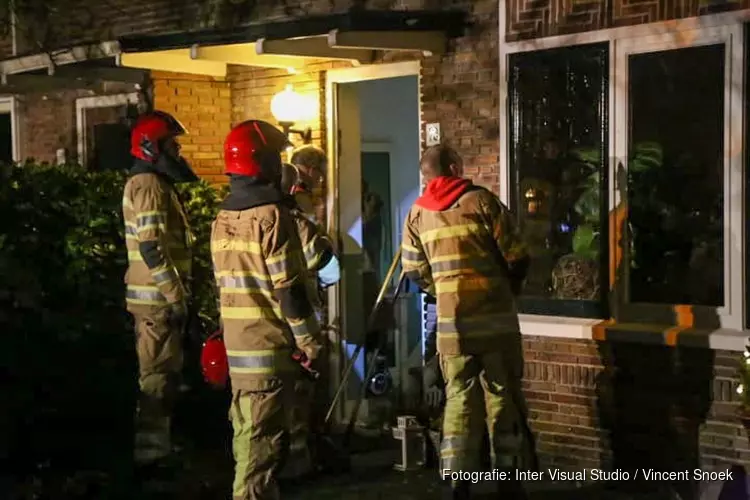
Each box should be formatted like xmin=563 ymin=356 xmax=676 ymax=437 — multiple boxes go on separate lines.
xmin=0 ymin=161 xmax=228 ymax=494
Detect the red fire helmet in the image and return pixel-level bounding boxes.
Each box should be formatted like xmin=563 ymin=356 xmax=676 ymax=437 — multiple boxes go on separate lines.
xmin=200 ymin=330 xmax=229 ymax=389
xmin=223 ymin=120 xmax=290 ymax=177
xmin=130 ymin=110 xmax=186 ymax=161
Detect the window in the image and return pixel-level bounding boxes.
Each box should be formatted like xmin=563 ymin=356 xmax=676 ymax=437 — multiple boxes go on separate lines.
xmin=76 ymin=94 xmax=139 ymax=170
xmin=0 ymin=98 xmax=19 ymax=163
xmin=626 ymin=44 xmax=724 ymax=307
xmin=508 ymin=43 xmax=610 ymax=318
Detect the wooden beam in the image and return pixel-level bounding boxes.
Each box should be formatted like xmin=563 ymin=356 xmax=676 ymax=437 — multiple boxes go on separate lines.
xmin=0 ymin=74 xmax=113 ymax=94
xmin=54 ymin=66 xmax=149 ymax=85
xmin=256 ymin=36 xmax=374 ymax=65
xmin=190 ymin=43 xmax=313 ymax=70
xmin=118 ymin=49 xmax=226 ymax=77
xmin=327 ymin=29 xmax=446 ymax=56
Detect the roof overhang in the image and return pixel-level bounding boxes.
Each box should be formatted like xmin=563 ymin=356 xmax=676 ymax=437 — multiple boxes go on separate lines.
xmin=0 ymin=10 xmax=467 ymax=91
xmin=115 ymin=9 xmax=468 ymax=77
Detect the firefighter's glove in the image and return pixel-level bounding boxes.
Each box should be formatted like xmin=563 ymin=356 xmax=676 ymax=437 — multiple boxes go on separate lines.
xmin=423 ymin=357 xmax=441 ymax=388
xmin=425 ymin=386 xmax=444 ymax=409
xmin=168 ymin=299 xmax=188 ymax=328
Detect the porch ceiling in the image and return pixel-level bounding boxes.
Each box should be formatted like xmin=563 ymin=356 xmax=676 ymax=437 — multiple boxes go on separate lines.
xmin=115 ymin=9 xmax=468 ymax=77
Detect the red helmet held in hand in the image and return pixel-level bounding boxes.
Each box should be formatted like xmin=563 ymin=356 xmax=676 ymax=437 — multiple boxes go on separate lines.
xmin=200 ymin=330 xmax=229 ymax=389
xmin=224 ymin=120 xmax=290 ymax=178
xmin=130 ymin=110 xmax=187 ymax=161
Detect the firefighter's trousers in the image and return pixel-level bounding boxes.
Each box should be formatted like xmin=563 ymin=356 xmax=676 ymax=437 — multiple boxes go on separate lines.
xmin=230 ymin=378 xmax=294 ymax=500
xmin=439 ymin=333 xmax=530 ymax=476
xmin=131 ymin=309 xmax=183 ymax=465
xmin=279 ymin=377 xmax=314 ymax=479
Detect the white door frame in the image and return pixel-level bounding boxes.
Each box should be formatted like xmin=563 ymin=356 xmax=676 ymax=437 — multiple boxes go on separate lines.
xmin=324 ymin=60 xmax=421 ymax=425
xmin=0 ymin=96 xmax=21 ymax=162
xmin=76 ymin=93 xmax=139 ymax=167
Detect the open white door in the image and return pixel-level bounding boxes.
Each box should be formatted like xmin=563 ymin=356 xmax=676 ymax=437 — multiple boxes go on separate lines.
xmin=327 ymin=82 xmax=367 ymax=425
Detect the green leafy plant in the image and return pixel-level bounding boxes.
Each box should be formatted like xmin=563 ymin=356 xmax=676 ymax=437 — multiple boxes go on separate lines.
xmin=0 ymin=161 xmax=226 ymax=491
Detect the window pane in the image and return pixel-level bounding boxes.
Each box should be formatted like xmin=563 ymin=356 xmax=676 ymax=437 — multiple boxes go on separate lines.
xmin=627 ymin=44 xmax=725 ymax=306
xmin=509 ymin=43 xmax=609 ymax=308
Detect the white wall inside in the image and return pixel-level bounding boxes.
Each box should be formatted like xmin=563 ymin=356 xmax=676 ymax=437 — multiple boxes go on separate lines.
xmin=355 ymin=75 xmax=421 ymax=258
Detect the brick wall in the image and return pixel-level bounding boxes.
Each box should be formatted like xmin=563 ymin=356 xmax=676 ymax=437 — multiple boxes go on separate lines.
xmin=21 ymin=83 xmax=137 ymax=163
xmin=506 ymin=0 xmax=750 ymax=41
xmin=151 ymin=71 xmax=232 ymax=184
xmin=523 ymin=337 xmax=748 ymax=474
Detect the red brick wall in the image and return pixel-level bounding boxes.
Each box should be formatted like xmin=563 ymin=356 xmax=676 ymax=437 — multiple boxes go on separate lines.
xmin=523 ymin=338 xmax=747 ymax=471
xmin=151 ymin=71 xmax=232 ymax=184
xmin=506 ymin=0 xmax=750 ymax=41
xmin=13 ymin=0 xmax=203 ymax=54
xmin=21 ymin=84 xmax=137 ymax=163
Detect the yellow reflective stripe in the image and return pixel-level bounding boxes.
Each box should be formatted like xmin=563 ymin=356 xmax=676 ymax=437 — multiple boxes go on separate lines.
xmin=220 ymin=306 xmax=282 ymax=319
xmin=303 ymin=238 xmax=321 ymax=268
xmin=266 ymin=250 xmax=304 ymax=277
xmin=123 ymin=196 xmax=133 ymax=209
xmin=128 ymin=250 xmax=143 ymax=262
xmin=211 ymin=239 xmax=262 ymax=253
xmin=419 ymin=224 xmax=483 ymax=244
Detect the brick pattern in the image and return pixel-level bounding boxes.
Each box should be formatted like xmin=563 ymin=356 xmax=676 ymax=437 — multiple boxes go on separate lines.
xmin=523 ymin=337 xmax=749 ymax=470
xmin=11 ymin=0 xmax=203 ymax=54
xmin=506 ymin=0 xmax=750 ymax=41
xmin=21 ymin=83 xmax=137 ymax=163
xmin=152 ymin=71 xmax=232 ymax=184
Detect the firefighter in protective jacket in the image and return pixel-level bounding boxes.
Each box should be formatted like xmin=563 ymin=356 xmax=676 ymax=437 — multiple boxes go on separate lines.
xmin=122 ymin=110 xmax=198 ymax=469
xmin=400 ymin=144 xmax=531 ymax=500
xmin=211 ymin=120 xmax=325 ymax=500
xmin=279 ymin=161 xmax=340 ymax=479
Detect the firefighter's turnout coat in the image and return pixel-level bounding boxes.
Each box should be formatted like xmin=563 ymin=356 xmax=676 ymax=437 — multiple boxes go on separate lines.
xmin=401 ymin=176 xmax=528 ymax=356
xmin=122 ymin=163 xmax=193 ymax=312
xmin=210 ymin=183 xmax=324 ymax=390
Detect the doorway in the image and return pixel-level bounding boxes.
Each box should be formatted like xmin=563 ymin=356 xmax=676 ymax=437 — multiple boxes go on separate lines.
xmin=326 ymin=62 xmax=422 ymax=426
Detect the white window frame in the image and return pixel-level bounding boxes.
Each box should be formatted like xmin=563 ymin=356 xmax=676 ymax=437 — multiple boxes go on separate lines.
xmin=498 ymin=9 xmax=750 ymax=349
xmin=75 ymin=93 xmax=139 ymax=168
xmin=0 ymin=96 xmax=21 ymax=162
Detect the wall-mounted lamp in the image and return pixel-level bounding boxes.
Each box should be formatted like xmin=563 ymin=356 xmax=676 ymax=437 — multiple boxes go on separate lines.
xmin=270 ymin=84 xmax=314 ymax=145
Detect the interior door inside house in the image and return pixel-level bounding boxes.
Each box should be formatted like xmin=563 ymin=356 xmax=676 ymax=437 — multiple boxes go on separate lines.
xmin=335 ymin=74 xmax=422 ymax=424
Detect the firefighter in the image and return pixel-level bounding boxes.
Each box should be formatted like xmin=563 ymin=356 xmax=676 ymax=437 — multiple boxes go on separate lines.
xmin=288 ymin=145 xmax=327 ymax=223
xmin=279 ymin=161 xmax=340 ymax=480
xmin=122 ymin=110 xmax=198 ymax=472
xmin=400 ymin=144 xmax=531 ymax=500
xmin=211 ymin=120 xmax=325 ymax=500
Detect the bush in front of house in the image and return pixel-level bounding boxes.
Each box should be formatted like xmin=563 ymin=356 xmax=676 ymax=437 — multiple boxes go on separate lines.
xmin=0 ymin=161 xmax=227 ymax=494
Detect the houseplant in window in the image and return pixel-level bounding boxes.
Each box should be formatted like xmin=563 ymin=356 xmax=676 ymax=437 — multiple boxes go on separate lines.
xmin=550 ymin=148 xmax=600 ymax=300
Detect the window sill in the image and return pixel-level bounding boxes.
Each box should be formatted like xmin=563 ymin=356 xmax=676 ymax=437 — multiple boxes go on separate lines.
xmin=519 ymin=314 xmax=747 ymax=352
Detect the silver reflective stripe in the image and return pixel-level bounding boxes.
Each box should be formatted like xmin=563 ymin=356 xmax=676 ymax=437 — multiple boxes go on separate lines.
xmin=126 ymin=288 xmax=165 ymax=302
xmin=402 ymin=248 xmax=421 ymax=261
xmin=125 ymin=225 xmax=137 ymax=236
xmin=219 ymin=274 xmax=273 ymax=292
xmin=289 ymin=316 xmax=317 ymax=338
xmin=266 ymin=259 xmax=289 ymax=276
xmin=137 ymin=214 xmax=165 ymax=228
xmin=227 ymin=354 xmax=276 ymax=369
xmin=437 ymin=315 xmax=517 ymax=335
xmin=431 ymin=257 xmax=495 ymax=275
xmin=152 ymin=267 xmax=179 ymax=285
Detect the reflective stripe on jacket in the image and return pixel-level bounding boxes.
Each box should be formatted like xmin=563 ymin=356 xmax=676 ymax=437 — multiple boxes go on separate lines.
xmin=211 ymin=203 xmax=322 ymax=388
xmin=401 ymin=187 xmax=527 ymax=355
xmin=122 ymin=172 xmax=192 ymax=311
